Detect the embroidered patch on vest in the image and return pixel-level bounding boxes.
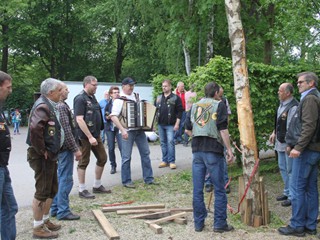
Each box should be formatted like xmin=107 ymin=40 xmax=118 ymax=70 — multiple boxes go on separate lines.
xmin=193 ymin=104 xmax=212 ymax=127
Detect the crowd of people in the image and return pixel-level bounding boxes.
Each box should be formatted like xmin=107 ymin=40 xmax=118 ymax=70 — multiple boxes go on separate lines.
xmin=1 ymin=70 xmax=320 ymax=239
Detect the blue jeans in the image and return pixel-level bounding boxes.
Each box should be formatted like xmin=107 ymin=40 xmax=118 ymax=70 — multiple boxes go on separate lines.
xmin=158 ymin=124 xmax=175 ymax=163
xmin=13 ymin=122 xmax=20 ymax=134
xmin=106 ymin=129 xmax=122 ymax=167
xmin=51 ymin=151 xmax=74 ymax=219
xmin=278 ymin=151 xmax=293 ymax=199
xmin=290 ymin=149 xmax=320 ymax=231
xmin=205 ymin=159 xmax=229 ymax=186
xmin=192 ymin=151 xmax=228 ymax=229
xmin=0 ymin=167 xmax=18 ymax=240
xmin=174 ymin=111 xmax=186 ymax=143
xmin=121 ymin=130 xmax=154 ymax=185
xmin=100 ymin=122 xmax=108 ymax=144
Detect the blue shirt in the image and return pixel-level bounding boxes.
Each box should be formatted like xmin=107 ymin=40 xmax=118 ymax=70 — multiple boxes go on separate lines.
xmin=99 ymin=99 xmax=109 ymax=123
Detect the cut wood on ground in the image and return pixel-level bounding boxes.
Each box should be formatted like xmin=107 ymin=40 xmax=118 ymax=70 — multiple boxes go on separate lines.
xmin=92 ymin=209 xmax=120 ymax=240
xmin=93 ymin=203 xmax=192 ymax=237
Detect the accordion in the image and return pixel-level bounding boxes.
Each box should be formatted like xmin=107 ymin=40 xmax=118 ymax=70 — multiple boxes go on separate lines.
xmin=120 ymin=101 xmax=157 ymax=131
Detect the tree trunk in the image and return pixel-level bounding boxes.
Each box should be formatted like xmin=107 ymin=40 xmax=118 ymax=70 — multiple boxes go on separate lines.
xmin=205 ymin=7 xmax=215 ymax=63
xmin=263 ymin=3 xmax=275 ymax=64
xmin=225 ymin=0 xmax=262 ymax=226
xmin=1 ymin=23 xmax=9 ymax=73
xmin=182 ymin=40 xmax=191 ymax=76
xmin=114 ymin=32 xmax=126 ymax=82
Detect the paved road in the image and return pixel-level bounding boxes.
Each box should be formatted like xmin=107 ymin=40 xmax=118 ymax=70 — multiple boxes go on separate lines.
xmin=8 ymin=127 xmax=193 ymax=207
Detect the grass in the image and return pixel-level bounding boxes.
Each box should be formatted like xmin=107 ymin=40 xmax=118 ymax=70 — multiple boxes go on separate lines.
xmin=65 ymin=157 xmax=292 ymax=238
xmin=24 ymin=158 xmax=307 ymax=240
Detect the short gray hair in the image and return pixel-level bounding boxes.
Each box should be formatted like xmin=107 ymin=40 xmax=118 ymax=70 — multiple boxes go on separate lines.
xmin=0 ymin=71 xmax=12 ymax=86
xmin=40 ymin=78 xmax=62 ymax=96
xmin=297 ymin=72 xmax=319 ymax=87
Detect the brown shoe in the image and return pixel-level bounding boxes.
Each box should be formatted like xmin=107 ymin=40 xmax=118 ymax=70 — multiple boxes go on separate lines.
xmin=44 ymin=219 xmax=61 ymax=231
xmin=33 ymin=224 xmax=58 ymax=239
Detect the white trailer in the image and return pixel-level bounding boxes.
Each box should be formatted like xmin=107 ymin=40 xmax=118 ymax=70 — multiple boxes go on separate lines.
xmin=63 ymin=81 xmax=154 ymax=108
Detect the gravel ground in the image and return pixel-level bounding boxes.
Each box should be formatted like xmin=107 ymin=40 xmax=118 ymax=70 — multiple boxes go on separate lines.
xmin=16 ymin=172 xmax=320 ymax=240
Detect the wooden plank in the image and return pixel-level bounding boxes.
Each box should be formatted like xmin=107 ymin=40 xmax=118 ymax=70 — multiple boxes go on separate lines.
xmin=169 ymin=208 xmax=193 ymax=213
xmin=253 ymin=215 xmax=262 ymax=227
xmin=129 ymin=211 xmax=171 ymax=219
xmin=172 ymin=217 xmax=187 ymax=225
xmin=92 ymin=209 xmax=120 ymax=240
xmin=102 ymin=201 xmax=134 ymax=207
xmin=117 ymin=209 xmax=165 ymax=215
xmin=102 ymin=204 xmax=165 ymax=212
xmin=244 ymin=199 xmax=252 ymax=226
xmin=264 ymin=191 xmax=270 ymax=224
xmin=149 ymin=223 xmax=163 ymax=234
xmin=238 ymin=176 xmax=246 ymax=221
xmin=259 ymin=177 xmax=265 ymax=225
xmin=146 ymin=212 xmax=187 ymax=225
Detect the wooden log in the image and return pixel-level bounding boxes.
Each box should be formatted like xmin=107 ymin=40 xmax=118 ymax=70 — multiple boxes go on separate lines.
xmin=117 ymin=209 xmax=165 ymax=215
xmin=172 ymin=217 xmax=187 ymax=225
xmin=129 ymin=211 xmax=171 ymax=219
xmin=92 ymin=209 xmax=120 ymax=240
xmin=145 ymin=212 xmax=187 ymax=225
xmin=102 ymin=204 xmax=165 ymax=212
xmin=149 ymin=223 xmax=163 ymax=234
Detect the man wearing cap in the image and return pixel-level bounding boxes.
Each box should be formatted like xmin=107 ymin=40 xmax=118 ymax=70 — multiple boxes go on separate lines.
xmin=110 ymin=77 xmax=156 ymax=188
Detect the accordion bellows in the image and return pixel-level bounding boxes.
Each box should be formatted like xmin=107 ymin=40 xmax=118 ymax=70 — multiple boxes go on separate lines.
xmin=120 ymin=101 xmax=157 ymax=131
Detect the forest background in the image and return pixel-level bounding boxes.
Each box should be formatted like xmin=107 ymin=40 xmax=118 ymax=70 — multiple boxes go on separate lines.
xmin=1 ymin=0 xmax=320 ymax=151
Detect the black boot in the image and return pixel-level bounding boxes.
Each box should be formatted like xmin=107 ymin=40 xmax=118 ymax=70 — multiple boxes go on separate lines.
xmin=110 ymin=166 xmax=116 ymax=174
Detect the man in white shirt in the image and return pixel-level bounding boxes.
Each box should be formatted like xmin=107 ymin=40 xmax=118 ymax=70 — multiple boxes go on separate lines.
xmin=110 ymin=77 xmax=156 ymax=188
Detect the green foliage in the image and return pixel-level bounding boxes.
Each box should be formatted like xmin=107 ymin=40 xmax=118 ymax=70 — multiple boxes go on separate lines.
xmin=151 ymin=56 xmax=320 ymax=151
xmin=150 ymin=73 xmax=188 ymax=100
xmin=1 ymin=0 xmax=320 ymax=100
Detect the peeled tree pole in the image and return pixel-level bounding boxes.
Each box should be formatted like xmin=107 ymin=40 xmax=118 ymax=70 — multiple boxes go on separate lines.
xmin=225 ymin=0 xmax=266 ymax=226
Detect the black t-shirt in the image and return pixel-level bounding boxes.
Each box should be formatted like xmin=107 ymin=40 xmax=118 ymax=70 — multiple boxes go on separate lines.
xmin=185 ymin=100 xmax=228 ymax=154
xmin=73 ymin=91 xmax=102 ymax=139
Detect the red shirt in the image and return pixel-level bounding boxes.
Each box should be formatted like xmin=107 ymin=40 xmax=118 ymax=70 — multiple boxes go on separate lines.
xmin=175 ymin=89 xmax=186 ymax=110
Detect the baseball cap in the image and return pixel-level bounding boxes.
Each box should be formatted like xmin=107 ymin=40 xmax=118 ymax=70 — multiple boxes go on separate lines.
xmin=122 ymin=77 xmax=136 ymax=85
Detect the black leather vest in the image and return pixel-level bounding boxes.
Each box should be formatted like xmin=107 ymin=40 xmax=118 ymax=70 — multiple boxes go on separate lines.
xmin=276 ymin=98 xmax=298 ymax=143
xmin=75 ymin=91 xmax=103 ymax=139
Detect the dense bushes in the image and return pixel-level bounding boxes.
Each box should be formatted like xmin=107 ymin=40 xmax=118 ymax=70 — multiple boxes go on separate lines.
xmin=151 ymin=56 xmax=320 ymax=151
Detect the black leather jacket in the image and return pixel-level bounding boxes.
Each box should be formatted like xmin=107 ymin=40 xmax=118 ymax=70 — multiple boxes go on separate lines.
xmin=26 ymin=96 xmax=61 ymax=159
xmin=0 ymin=111 xmax=11 ymax=166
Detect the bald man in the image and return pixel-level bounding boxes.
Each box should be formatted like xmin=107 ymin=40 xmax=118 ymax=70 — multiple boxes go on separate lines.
xmin=269 ymin=83 xmax=298 ymax=207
